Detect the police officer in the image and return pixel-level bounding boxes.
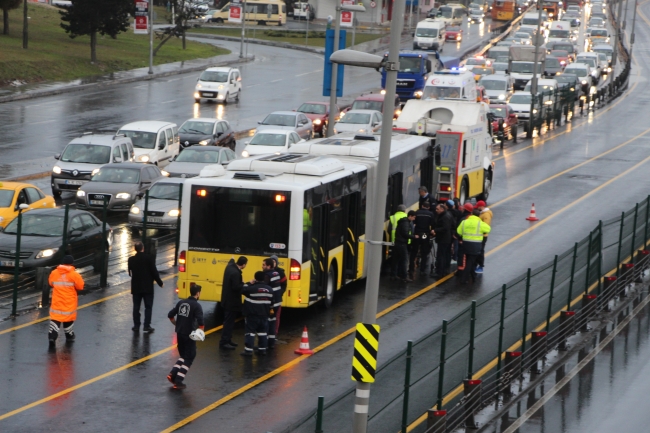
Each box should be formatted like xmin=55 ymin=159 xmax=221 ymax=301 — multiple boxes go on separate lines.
xmin=167 ymin=284 xmax=204 ymax=389
xmin=241 ymin=271 xmax=273 ymax=357
xmin=389 ymin=205 xmax=408 ymax=280
xmin=409 ymin=202 xmax=436 ymax=277
xmin=262 ymin=258 xmax=284 ymax=350
xmin=456 ymin=206 xmax=491 ymax=284
xmin=269 ymin=255 xmax=287 ymax=344
xmin=418 ymin=186 xmax=436 ymax=209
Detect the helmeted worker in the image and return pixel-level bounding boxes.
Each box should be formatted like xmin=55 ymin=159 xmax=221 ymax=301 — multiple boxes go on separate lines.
xmin=456 ymin=204 xmax=491 ymax=284
xmin=268 ymin=254 xmax=287 ymax=346
xmin=48 ymin=255 xmax=84 ymax=346
xmin=389 ymin=204 xmax=409 ymax=279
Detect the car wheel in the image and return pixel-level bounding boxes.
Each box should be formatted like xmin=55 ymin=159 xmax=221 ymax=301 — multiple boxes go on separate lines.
xmin=478 ymin=170 xmax=491 ymax=201
xmin=223 ymin=92 xmax=229 ymax=105
xmin=216 ymin=18 xmax=223 ymax=23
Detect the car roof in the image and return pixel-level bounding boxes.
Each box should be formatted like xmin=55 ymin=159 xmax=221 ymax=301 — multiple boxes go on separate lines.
xmin=204 ymin=67 xmax=236 ymax=72
xmin=182 ymin=146 xmax=225 ymax=151
xmin=344 ymin=109 xmax=381 ymax=115
xmin=253 ymin=129 xmax=294 ymax=135
xmin=21 ymin=208 xmax=90 ymax=217
xmin=481 ymin=74 xmax=507 ymax=80
xmin=267 ymin=111 xmax=299 ymax=116
xmin=68 ymin=134 xmax=126 ymax=146
xmin=489 ymin=103 xmax=508 ymax=108
xmin=302 ymin=101 xmax=329 ymax=105
xmin=119 ymin=121 xmax=177 ymax=131
xmin=0 ymin=181 xmax=37 ymax=191
xmin=152 ymin=177 xmax=186 ymax=185
xmin=354 ymin=93 xmax=385 ymax=101
xmin=182 ymin=118 xmax=220 ymax=123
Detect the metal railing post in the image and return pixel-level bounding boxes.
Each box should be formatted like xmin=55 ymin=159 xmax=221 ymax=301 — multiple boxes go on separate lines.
xmin=521 ymin=268 xmax=532 ymax=371
xmin=644 ymin=196 xmax=650 ymax=249
xmin=468 ymin=301 xmax=477 ymax=380
xmin=142 ymin=189 xmax=150 ymax=253
xmin=100 ymin=197 xmax=109 ymax=288
xmin=401 ymin=341 xmax=413 ymax=433
xmin=598 ymin=221 xmax=604 ymax=296
xmin=585 ymin=230 xmax=593 ymax=293
xmin=436 ymin=320 xmax=448 ymax=410
xmin=567 ymin=242 xmax=578 ymax=310
xmin=174 ymin=183 xmax=183 ymax=266
xmin=630 ymin=203 xmax=639 ymax=258
xmin=616 ymin=211 xmax=625 ymax=278
xmin=315 ymin=396 xmax=325 ymax=433
xmin=546 ymin=255 xmax=558 ymax=332
xmin=11 ymin=210 xmax=24 ymax=317
xmin=496 ymin=284 xmax=507 ymax=389
xmin=61 ymin=204 xmax=69 ymax=254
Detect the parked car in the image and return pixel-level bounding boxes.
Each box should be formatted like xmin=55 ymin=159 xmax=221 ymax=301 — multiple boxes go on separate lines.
xmin=241 ymin=130 xmax=305 ymax=157
xmin=489 ymin=104 xmax=519 ymax=140
xmin=117 ymin=121 xmax=179 ymax=167
xmin=193 ymin=67 xmax=242 ymax=104
xmin=166 ymin=147 xmax=236 ymax=177
xmin=296 ymin=101 xmax=340 ymax=137
xmin=0 ymin=182 xmax=56 ymax=228
xmin=178 ymin=118 xmax=236 ymax=150
xmin=51 ymin=133 xmax=135 ymax=197
xmin=76 ymin=163 xmax=165 ymax=212
xmin=129 ymin=179 xmax=184 ymax=231
xmin=0 ymin=208 xmax=112 ymax=273
xmin=257 ymin=111 xmax=313 ymax=140
xmin=333 ymin=110 xmax=382 ymax=134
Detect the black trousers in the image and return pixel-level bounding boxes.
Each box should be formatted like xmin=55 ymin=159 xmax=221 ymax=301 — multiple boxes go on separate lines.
xmin=170 ymin=334 xmax=197 ymax=384
xmin=244 ymin=314 xmax=269 ymax=353
xmin=477 ymin=238 xmax=488 ymax=268
xmin=409 ymin=237 xmax=432 ymax=274
xmin=220 ymin=310 xmax=238 ymax=346
xmin=394 ymin=243 xmax=409 ymax=279
xmin=461 ymin=254 xmax=479 ymax=283
xmin=132 ymin=292 xmax=154 ymax=328
xmin=435 ymin=242 xmax=452 ymax=275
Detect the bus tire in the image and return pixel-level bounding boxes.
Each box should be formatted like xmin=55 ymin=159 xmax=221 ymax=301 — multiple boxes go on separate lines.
xmin=459 ymin=177 xmax=469 ymax=204
xmin=324 ymin=265 xmax=337 ymax=308
xmin=478 ymin=169 xmax=492 ymax=201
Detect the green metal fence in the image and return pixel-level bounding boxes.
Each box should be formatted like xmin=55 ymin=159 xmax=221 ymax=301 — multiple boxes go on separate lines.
xmin=286 ymin=196 xmax=650 ymax=433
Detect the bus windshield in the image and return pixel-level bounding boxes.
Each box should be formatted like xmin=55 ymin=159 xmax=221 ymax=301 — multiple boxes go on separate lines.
xmin=188 ymin=187 xmax=291 ymax=256
xmin=439 ymin=7 xmax=453 ymax=18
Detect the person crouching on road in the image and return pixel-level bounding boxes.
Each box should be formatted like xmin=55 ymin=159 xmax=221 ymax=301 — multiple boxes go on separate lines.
xmin=48 ymin=255 xmax=84 ymax=346
xmin=241 ymin=271 xmax=273 ymax=357
xmin=475 ymin=200 xmax=493 ymax=274
xmin=167 ymin=284 xmax=204 ymax=389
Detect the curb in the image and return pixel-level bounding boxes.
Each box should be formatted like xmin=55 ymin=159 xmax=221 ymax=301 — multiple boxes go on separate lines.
xmin=0 ymin=55 xmax=254 ymax=105
xmin=186 ymin=32 xmax=325 ymax=54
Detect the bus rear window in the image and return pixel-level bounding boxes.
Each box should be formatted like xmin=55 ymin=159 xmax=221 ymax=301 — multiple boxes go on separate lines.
xmin=189 ymin=186 xmax=291 ymax=257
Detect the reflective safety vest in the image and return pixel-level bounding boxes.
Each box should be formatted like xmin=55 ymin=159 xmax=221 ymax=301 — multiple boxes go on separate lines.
xmin=457 ymin=215 xmax=491 ymax=243
xmin=389 ymin=211 xmax=408 ymax=243
xmin=49 ymin=265 xmax=84 ymax=322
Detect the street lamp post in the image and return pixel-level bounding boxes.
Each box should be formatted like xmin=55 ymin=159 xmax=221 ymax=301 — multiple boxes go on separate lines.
xmin=329 ymin=0 xmax=405 ymax=431
xmin=526 ymin=1 xmax=544 ymax=138
xmin=326 ymin=3 xmax=367 ymax=137
xmin=611 ymin=0 xmax=625 ymax=80
xmin=629 ymin=0 xmax=638 ymax=58
xmin=148 ymin=0 xmax=154 ymax=74
xmin=11 ymin=204 xmax=29 ymax=317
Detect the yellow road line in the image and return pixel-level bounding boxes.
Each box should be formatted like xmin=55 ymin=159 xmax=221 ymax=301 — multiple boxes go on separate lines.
xmin=0 ymin=273 xmax=177 ymax=336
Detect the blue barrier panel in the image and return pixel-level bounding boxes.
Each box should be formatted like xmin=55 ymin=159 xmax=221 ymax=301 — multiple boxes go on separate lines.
xmin=323 ymin=28 xmax=346 ymax=97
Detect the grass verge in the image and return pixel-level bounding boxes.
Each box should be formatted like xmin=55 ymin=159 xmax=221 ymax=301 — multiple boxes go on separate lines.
xmin=0 ymin=3 xmax=229 ymax=86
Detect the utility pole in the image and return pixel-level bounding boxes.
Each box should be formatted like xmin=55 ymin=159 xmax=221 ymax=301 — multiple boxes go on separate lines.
xmin=611 ymin=0 xmax=625 ymax=78
xmin=148 ymin=0 xmax=154 ymax=74
xmin=327 ymin=5 xmax=343 ymax=137
xmin=526 ymin=0 xmax=544 ymax=138
xmin=629 ymin=0 xmax=638 ymax=58
xmin=240 ymin=0 xmax=247 ymax=58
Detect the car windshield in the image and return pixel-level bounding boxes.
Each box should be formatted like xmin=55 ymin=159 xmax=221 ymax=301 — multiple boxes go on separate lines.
xmin=439 ymin=7 xmax=453 ymax=17
xmin=297 ymin=103 xmax=327 ymax=114
xmin=555 ymin=44 xmax=574 ymax=52
xmin=60 ymin=144 xmax=111 ymax=164
xmin=261 ymin=114 xmax=296 ymax=127
xmin=551 ymin=50 xmax=568 ymax=57
xmin=593 ymin=48 xmax=612 ymax=56
xmin=0 ymin=190 xmax=14 ymax=208
xmin=510 ymin=63 xmax=543 ymax=73
xmin=597 ymin=53 xmax=607 ymax=61
xmin=415 ymin=27 xmax=438 ymax=37
xmin=480 ymin=79 xmax=506 ymax=90
xmin=549 ymin=30 xmax=570 ymax=38
xmin=339 ymin=113 xmax=371 ymax=124
xmin=567 ymin=67 xmax=587 ymax=77
xmin=489 ymin=107 xmax=506 ymax=118
xmin=465 ymin=58 xmax=485 ymax=65
xmin=351 ymin=100 xmax=383 ymax=111
xmin=515 ymin=33 xmax=529 ymax=38
xmin=577 ymin=58 xmax=597 ymax=67
xmin=249 ymin=133 xmax=287 ymax=146
xmin=175 ymin=149 xmax=220 ymax=163
xmin=591 ymin=29 xmax=608 ymax=36
xmin=148 ymin=183 xmax=181 ymax=200
xmin=3 ymin=214 xmax=63 ymax=236
xmin=91 ymin=168 xmax=140 ymax=184
xmin=473 ymin=68 xmax=492 ymax=75
xmin=546 ymin=58 xmax=561 ymax=67
xmin=396 ymin=56 xmax=422 ymax=72
xmin=118 ymin=130 xmax=157 ymax=149
xmin=423 ymin=86 xmax=462 ymax=99
xmin=179 ymin=121 xmax=214 ymax=135
xmin=555 ymin=75 xmax=576 ymax=85
xmin=493 ymin=63 xmax=508 ymax=71
xmin=448 ymin=26 xmax=461 ymax=32
xmin=199 ymin=71 xmax=228 ymax=82
xmin=509 ymin=94 xmax=532 ymax=104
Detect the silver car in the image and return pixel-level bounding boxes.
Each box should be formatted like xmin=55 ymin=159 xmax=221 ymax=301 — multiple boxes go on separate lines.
xmin=76 ymin=163 xmax=165 ymax=212
xmin=128 ymin=179 xmax=184 ymax=231
xmin=257 ymin=111 xmax=313 ymax=141
xmin=166 ymin=147 xmax=236 ymax=178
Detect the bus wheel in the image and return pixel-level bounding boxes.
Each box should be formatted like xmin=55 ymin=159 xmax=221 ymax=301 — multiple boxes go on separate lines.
xmin=324 ymin=266 xmax=336 ymax=308
xmin=479 ymin=170 xmax=491 ymax=201
xmin=459 ymin=178 xmax=469 ymax=204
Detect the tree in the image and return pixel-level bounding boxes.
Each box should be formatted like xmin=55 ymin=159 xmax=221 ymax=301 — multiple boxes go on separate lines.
xmin=154 ymin=0 xmax=202 ymax=54
xmin=0 ymin=0 xmax=21 ymax=35
xmin=59 ymin=0 xmax=131 ymax=63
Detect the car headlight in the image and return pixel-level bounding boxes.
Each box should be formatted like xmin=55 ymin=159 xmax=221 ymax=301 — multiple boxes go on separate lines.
xmin=533 ymin=109 xmax=538 ymax=114
xmin=131 ymin=206 xmax=141 ymax=215
xmin=242 ymin=150 xmax=250 ymax=158
xmin=92 ymin=168 xmax=100 ymax=176
xmin=581 ymin=80 xmax=587 ymax=84
xmin=138 ymin=155 xmax=150 ymax=162
xmin=198 ymin=140 xmax=209 ymax=145
xmin=498 ymin=94 xmax=506 ymax=100
xmin=339 ymin=111 xmax=346 ymax=118
xmin=36 ymin=248 xmax=58 ymax=259
xmin=570 ymin=87 xmax=575 ymax=91
xmin=380 ymin=89 xmax=386 ymax=95
xmin=116 ymin=193 xmax=131 ymax=199
xmin=168 ymin=209 xmax=180 ymax=217
xmin=313 ymin=119 xmax=322 ymax=125
xmin=77 ymin=190 xmax=85 ymax=197
xmin=52 ymin=166 xmax=61 ymax=174
xmin=194 ymin=92 xmax=200 ymax=98
xmin=196 ymin=84 xmax=202 ymax=89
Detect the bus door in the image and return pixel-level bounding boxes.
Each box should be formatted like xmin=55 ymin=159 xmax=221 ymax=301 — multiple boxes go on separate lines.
xmin=343 ymin=192 xmax=361 ymax=280
xmin=309 ymin=204 xmax=329 ymax=298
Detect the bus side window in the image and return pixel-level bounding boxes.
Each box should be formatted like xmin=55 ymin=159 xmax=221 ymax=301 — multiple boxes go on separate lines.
xmin=461 ymin=140 xmax=468 ymax=169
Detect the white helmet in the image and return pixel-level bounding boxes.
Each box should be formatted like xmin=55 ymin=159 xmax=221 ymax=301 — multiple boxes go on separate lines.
xmin=189 ymin=329 xmax=205 ymax=341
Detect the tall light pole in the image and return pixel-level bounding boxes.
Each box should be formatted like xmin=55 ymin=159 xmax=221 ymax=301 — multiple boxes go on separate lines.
xmin=526 ymin=0 xmax=544 ymax=138
xmin=326 ymin=3 xmax=367 ymax=137
xmin=629 ymin=0 xmax=638 ymax=58
xmin=330 ymin=0 xmax=405 ymax=431
xmin=148 ymin=0 xmax=154 ymax=74
xmin=611 ymin=0 xmax=625 ymax=79
xmin=240 ymin=0 xmax=247 ymax=58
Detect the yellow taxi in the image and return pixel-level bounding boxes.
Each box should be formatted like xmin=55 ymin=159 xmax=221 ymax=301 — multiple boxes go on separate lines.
xmin=0 ymin=182 xmax=56 ymax=228
xmin=471 ymin=66 xmax=495 ymax=82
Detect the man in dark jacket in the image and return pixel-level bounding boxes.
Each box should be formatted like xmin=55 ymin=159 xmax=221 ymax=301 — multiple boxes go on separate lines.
xmin=241 ymin=271 xmax=273 ymax=357
xmin=418 ymin=186 xmax=436 ymax=209
xmin=268 ymin=255 xmax=287 ymax=346
xmin=167 ymin=284 xmax=204 ymax=389
xmin=410 ymin=202 xmax=436 ymax=277
xmin=219 ymin=256 xmax=248 ymax=350
xmin=394 ymin=210 xmax=417 ymax=282
xmin=432 ymin=203 xmax=455 ymax=278
xmin=128 ymin=242 xmax=163 ymax=333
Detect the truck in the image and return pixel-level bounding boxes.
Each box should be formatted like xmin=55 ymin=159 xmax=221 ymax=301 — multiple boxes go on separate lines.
xmin=392 ymin=99 xmax=495 ymax=202
xmin=381 ymin=51 xmax=444 ymax=100
xmin=508 ymin=45 xmax=546 ymax=90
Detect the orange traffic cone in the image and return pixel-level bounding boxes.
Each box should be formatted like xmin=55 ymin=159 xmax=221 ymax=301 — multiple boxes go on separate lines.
xmin=526 ymin=203 xmax=539 ymax=221
xmin=294 ymin=326 xmax=314 ymax=355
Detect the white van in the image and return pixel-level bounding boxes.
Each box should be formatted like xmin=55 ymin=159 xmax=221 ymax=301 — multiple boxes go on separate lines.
xmin=437 ymin=3 xmax=466 ymax=26
xmin=548 ymin=21 xmax=572 ymax=43
xmin=521 ymin=12 xmax=540 ymax=26
xmin=413 ymin=19 xmax=446 ymax=51
xmin=422 ymin=69 xmax=477 ymax=101
xmin=118 ymin=121 xmax=180 ymax=168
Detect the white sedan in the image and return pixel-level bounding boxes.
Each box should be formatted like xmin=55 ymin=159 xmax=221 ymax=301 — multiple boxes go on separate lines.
xmin=333 ymin=109 xmax=383 ymax=134
xmin=241 ymin=129 xmax=305 ymax=158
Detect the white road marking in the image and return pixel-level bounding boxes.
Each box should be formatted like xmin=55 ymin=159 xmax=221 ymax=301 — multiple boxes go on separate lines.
xmin=30 ymin=120 xmax=55 ymax=125
xmin=270 ymin=79 xmax=282 ymax=83
xmin=160 ymin=100 xmax=176 ymax=104
xmin=296 ymin=69 xmax=323 ymax=77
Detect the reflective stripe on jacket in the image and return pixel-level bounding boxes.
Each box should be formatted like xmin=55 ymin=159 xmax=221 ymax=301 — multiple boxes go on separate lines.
xmin=457 ymin=215 xmax=491 ymax=254
xmin=49 ymin=265 xmax=84 ymax=322
xmin=389 ymin=211 xmax=408 ymax=243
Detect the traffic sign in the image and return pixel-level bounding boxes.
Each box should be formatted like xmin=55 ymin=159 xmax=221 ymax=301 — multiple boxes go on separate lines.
xmin=229 ymin=2 xmax=242 ymax=23
xmin=370 ymin=1 xmax=376 ymax=7
xmin=351 ymin=323 xmax=380 ymax=383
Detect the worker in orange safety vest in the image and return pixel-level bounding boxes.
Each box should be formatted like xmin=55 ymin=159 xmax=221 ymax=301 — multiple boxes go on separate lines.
xmin=48 ymin=255 xmax=84 ymax=346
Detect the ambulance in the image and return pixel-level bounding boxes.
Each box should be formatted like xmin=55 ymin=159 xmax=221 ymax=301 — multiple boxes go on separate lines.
xmin=421 ymin=69 xmax=478 ymax=102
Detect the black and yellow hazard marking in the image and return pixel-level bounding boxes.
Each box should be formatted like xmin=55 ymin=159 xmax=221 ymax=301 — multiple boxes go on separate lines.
xmin=351 ymin=323 xmax=380 ymax=383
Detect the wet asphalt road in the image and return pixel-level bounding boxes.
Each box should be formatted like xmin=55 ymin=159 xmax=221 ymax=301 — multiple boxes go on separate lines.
xmin=2 ymin=6 xmax=649 ymax=433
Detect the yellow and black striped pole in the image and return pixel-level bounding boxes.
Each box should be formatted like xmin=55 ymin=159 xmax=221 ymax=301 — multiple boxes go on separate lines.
xmin=351 ymin=323 xmax=380 ymax=383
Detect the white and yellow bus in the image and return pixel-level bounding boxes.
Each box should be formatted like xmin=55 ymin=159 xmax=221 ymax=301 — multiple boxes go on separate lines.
xmin=176 ymin=133 xmax=436 ymax=308
xmin=244 ymin=0 xmax=287 ymax=26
